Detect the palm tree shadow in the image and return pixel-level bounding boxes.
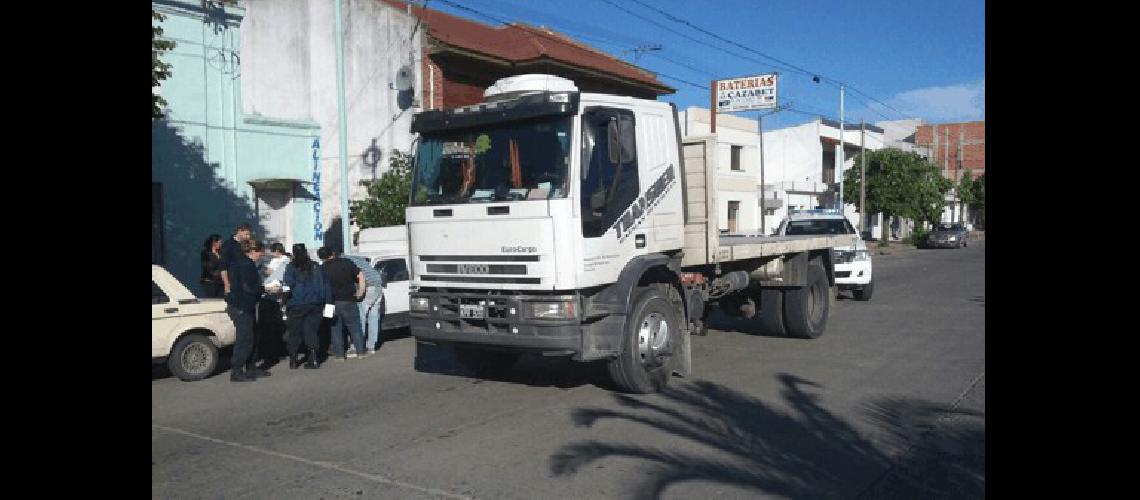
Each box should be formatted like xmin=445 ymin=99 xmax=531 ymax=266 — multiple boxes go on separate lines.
xmin=550 ymin=374 xmax=985 ymax=499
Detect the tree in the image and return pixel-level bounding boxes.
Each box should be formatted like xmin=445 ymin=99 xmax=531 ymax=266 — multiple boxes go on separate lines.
xmin=956 ymin=169 xmax=976 ymax=224
xmin=351 ymin=150 xmax=416 ymax=229
xmin=152 ymin=10 xmax=176 ymax=119
xmin=969 ymin=172 xmax=985 ymax=228
xmin=843 ymin=149 xmax=952 ymax=245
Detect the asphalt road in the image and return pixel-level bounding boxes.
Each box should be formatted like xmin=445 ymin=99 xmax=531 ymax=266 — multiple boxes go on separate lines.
xmin=152 ymin=241 xmax=985 ymax=499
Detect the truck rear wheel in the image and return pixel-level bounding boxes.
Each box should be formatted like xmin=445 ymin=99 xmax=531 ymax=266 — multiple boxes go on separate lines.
xmin=782 ymin=259 xmax=830 ymax=339
xmin=755 ymin=288 xmax=787 ymax=337
xmin=454 ymin=346 xmax=521 ymax=376
xmin=608 ymin=284 xmax=679 ymax=394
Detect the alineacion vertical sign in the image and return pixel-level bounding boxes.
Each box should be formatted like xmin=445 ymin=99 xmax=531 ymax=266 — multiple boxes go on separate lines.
xmin=312 ymin=138 xmax=323 ymax=243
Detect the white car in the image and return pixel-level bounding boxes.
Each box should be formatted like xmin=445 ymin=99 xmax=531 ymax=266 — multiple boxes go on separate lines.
xmin=774 ymin=210 xmax=874 ymax=301
xmin=356 ymin=226 xmax=411 ymax=330
xmin=152 ymin=265 xmax=236 ymax=380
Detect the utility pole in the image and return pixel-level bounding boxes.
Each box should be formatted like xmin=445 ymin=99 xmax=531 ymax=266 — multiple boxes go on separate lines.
xmin=335 ymin=0 xmax=352 ymax=253
xmin=709 ymin=79 xmax=717 ymax=134
xmin=943 ymin=126 xmax=950 ymax=224
xmin=860 ymin=120 xmax=866 ymax=236
xmin=759 ymin=113 xmax=766 ymax=233
xmin=837 ymin=83 xmax=845 ymax=212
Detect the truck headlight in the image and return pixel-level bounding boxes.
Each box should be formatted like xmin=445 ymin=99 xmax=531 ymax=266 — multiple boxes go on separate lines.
xmin=947 ymin=236 xmax=957 ymax=241
xmin=853 ymin=250 xmax=871 ymax=261
xmin=525 ymin=300 xmax=577 ymax=319
xmin=410 ymin=297 xmax=431 ymax=313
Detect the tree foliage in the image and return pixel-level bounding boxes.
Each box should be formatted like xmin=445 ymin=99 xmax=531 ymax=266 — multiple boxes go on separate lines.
xmin=152 ymin=11 xmax=176 ymax=119
xmin=351 ymin=150 xmax=415 ymax=228
xmin=843 ymin=149 xmax=953 ymax=229
xmin=956 ymin=169 xmax=976 ymax=207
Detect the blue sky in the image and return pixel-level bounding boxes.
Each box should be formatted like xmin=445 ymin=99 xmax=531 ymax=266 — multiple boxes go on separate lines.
xmin=426 ymin=0 xmax=985 ymax=130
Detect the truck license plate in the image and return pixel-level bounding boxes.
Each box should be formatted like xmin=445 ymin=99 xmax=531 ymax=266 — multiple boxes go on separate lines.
xmin=460 ymin=304 xmax=485 ymax=319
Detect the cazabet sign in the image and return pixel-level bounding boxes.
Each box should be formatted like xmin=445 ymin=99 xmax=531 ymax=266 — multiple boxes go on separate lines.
xmin=709 ymin=73 xmax=778 ymax=133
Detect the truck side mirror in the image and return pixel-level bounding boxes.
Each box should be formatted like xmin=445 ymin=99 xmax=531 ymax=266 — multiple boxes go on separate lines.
xmin=620 ymin=116 xmax=636 ymax=163
xmin=606 ymin=119 xmax=621 ymax=165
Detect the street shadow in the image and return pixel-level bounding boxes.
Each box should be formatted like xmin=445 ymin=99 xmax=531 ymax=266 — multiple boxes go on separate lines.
xmin=549 ymin=375 xmax=985 ymax=499
xmin=855 ymin=397 xmax=985 ymax=499
xmin=152 ymin=120 xmax=266 ymax=295
xmin=413 ymin=342 xmax=612 ymax=390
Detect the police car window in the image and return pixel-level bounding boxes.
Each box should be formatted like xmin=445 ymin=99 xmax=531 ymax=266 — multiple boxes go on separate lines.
xmin=152 ymin=281 xmax=169 ymax=305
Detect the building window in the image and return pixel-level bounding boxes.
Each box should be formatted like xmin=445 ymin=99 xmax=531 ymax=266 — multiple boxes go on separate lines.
xmin=730 ymin=145 xmax=742 ymax=171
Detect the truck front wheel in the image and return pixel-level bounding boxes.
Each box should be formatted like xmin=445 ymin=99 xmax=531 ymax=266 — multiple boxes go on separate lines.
xmin=608 ymin=284 xmax=679 ymax=394
xmin=782 ymin=259 xmax=830 ymax=339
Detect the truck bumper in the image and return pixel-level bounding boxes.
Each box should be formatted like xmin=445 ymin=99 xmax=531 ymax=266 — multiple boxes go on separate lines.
xmin=834 ymin=261 xmax=872 ymax=287
xmin=409 ymin=290 xmax=625 ymax=360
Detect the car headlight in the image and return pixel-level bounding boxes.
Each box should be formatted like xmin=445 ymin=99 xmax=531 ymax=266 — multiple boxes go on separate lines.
xmin=525 ymin=300 xmax=577 ymax=320
xmin=947 ymin=236 xmax=957 ymax=241
xmin=853 ymin=250 xmax=871 ymax=261
xmin=410 ymin=297 xmax=431 ymax=313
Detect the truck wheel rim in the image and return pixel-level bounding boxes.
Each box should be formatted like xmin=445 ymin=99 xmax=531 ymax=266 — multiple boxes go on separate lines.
xmin=637 ymin=312 xmax=668 ymax=366
xmin=181 ymin=343 xmax=211 ymax=375
xmin=809 ymin=282 xmax=825 ymax=325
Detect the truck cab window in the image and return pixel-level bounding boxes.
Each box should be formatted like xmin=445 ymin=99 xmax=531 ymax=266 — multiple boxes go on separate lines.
xmin=581 ymin=108 xmax=639 ymax=238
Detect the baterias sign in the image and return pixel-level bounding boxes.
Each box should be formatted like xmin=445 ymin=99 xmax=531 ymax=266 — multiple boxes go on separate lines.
xmin=715 ymin=74 xmax=778 ymax=112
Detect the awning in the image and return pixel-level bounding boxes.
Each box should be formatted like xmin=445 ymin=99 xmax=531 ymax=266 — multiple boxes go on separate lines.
xmin=247 ymin=178 xmax=314 ymax=189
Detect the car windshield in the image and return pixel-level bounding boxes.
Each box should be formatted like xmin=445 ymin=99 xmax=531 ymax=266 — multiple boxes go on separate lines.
xmin=411 ymin=117 xmax=573 ymax=205
xmin=785 ymin=219 xmax=855 ymax=235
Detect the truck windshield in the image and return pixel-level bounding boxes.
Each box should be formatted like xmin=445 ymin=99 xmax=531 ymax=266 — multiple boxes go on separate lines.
xmin=411 ymin=117 xmax=573 ymax=205
xmin=785 ymin=219 xmax=855 ymax=235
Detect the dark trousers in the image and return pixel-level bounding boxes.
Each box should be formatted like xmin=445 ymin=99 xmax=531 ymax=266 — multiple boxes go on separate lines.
xmin=227 ymin=306 xmax=256 ymax=372
xmin=202 ymin=281 xmax=224 ymax=298
xmin=285 ymin=304 xmax=322 ymax=356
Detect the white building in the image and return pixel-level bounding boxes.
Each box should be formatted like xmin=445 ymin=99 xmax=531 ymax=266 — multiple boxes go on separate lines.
xmin=239 ymin=0 xmax=424 ymax=247
xmin=762 ymin=118 xmax=884 ymax=233
xmin=677 ymin=108 xmax=764 ymax=233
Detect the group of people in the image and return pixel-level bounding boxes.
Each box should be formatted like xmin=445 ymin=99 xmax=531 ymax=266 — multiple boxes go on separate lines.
xmin=200 ymin=224 xmax=386 ymax=383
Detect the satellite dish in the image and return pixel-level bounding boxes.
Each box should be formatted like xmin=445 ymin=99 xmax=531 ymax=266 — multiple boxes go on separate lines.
xmin=394 ymin=65 xmax=414 ymax=91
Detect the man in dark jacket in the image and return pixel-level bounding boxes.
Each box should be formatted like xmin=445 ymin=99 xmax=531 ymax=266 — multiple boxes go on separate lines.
xmin=219 ymin=223 xmax=253 ymax=295
xmin=226 ymin=239 xmax=272 ymax=382
xmin=280 ymin=244 xmax=332 ymax=369
xmin=318 ymin=246 xmax=366 ymax=360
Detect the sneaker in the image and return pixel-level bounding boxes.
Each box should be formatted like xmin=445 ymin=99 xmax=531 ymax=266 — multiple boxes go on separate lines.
xmin=346 ymin=351 xmax=359 ymax=359
xmin=346 ymin=346 xmax=357 ymax=356
xmin=359 ymin=349 xmax=374 ymax=359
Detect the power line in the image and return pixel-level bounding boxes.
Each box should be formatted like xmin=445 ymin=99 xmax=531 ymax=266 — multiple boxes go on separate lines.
xmin=624 ymin=0 xmax=908 ymax=120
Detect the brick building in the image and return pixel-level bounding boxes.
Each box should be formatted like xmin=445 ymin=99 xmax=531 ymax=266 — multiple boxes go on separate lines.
xmin=379 ymin=0 xmax=674 ymax=109
xmin=915 ymin=121 xmax=985 ymax=182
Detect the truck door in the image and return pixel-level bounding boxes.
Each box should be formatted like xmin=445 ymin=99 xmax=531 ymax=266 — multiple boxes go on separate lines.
xmin=578 ymin=107 xmax=644 ymax=286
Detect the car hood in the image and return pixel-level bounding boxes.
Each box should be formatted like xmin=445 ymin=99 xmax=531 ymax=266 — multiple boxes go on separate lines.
xmin=929 ymin=231 xmax=962 ymax=237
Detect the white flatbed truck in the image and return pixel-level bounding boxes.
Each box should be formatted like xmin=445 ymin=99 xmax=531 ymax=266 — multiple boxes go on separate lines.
xmin=405 ymin=75 xmax=855 ymax=393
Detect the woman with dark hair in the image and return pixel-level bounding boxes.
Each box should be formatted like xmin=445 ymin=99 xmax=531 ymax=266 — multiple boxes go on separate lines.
xmin=200 ymin=234 xmax=224 ymax=298
xmin=281 ymin=243 xmax=332 ymax=369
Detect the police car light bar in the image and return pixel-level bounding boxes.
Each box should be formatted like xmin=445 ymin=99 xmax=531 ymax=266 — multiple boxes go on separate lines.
xmin=790 ymin=208 xmax=842 ymax=216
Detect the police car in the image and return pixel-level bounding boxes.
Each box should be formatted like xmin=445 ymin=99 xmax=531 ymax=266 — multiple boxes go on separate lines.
xmin=773 ymin=209 xmax=874 ymax=301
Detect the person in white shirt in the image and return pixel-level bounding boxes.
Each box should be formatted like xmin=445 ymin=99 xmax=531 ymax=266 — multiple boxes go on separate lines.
xmin=264 ymin=243 xmax=292 ymax=285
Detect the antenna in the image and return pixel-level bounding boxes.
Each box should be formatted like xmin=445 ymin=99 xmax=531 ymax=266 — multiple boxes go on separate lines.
xmin=622 ymin=44 xmax=662 ymax=64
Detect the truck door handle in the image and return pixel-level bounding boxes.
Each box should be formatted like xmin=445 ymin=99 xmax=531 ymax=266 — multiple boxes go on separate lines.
xmin=164 ymin=308 xmax=178 ymax=314
xmin=635 ymin=234 xmax=646 ymax=248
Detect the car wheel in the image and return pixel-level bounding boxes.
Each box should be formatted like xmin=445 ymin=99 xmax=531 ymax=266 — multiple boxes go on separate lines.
xmin=853 ymin=280 xmax=874 ymax=301
xmin=607 ymin=284 xmax=679 ymax=394
xmin=783 ymin=258 xmax=830 ymax=339
xmin=168 ymin=333 xmax=219 ymax=381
